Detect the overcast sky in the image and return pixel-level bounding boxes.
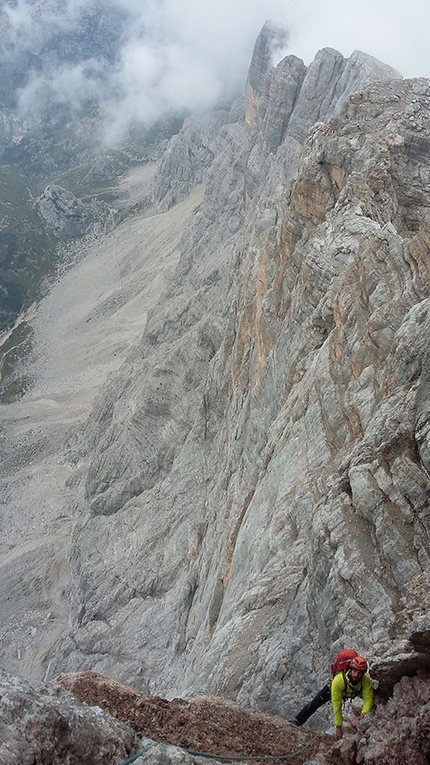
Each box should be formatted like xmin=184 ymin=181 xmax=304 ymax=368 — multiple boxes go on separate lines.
xmin=284 ymin=0 xmax=430 ymax=78
xmin=4 ymin=0 xmax=430 ymax=141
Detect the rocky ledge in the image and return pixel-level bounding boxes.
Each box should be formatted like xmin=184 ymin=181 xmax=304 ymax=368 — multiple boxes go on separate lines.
xmin=2 ymin=667 xmax=429 ymax=764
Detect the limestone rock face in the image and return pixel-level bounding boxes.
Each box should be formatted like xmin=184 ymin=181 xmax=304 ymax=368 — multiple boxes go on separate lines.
xmin=0 ymin=669 xmax=138 ymax=764
xmin=285 ymin=48 xmax=401 ymax=144
xmin=2 ymin=26 xmax=430 ymax=761
xmin=255 ymin=55 xmax=307 ymax=154
xmin=353 ymin=671 xmax=430 ymax=765
xmin=244 ymin=47 xmax=401 ymax=200
xmin=244 ymin=21 xmax=289 ymax=126
xmin=153 ymin=107 xmax=239 ymax=212
xmin=45 ymin=71 xmax=430 ymax=716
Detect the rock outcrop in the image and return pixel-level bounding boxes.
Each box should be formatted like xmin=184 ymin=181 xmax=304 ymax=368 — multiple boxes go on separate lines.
xmin=36 ymin=184 xmax=109 ymax=238
xmin=0 ymin=669 xmax=139 ymax=765
xmin=245 ymin=43 xmax=401 ymax=198
xmin=153 ymin=106 xmax=241 ymax=212
xmin=351 ymin=670 xmax=430 ymax=765
xmin=159 ymin=28 xmax=402 ymax=216
xmin=244 ymin=20 xmax=289 ymax=126
xmin=1 ymin=666 xmax=430 ymax=764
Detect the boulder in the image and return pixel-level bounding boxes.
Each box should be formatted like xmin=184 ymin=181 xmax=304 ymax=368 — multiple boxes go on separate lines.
xmin=0 ymin=669 xmax=138 ymax=765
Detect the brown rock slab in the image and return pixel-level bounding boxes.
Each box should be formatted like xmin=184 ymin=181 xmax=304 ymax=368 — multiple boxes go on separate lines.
xmin=56 ymin=671 xmax=336 ymax=764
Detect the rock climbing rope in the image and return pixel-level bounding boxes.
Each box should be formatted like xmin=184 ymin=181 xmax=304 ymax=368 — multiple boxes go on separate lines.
xmin=119 ymin=732 xmax=321 ymax=764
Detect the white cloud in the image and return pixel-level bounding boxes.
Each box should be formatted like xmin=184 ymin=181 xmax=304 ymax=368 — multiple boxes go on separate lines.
xmin=280 ymin=0 xmax=430 ymax=78
xmin=4 ymin=0 xmax=92 ymax=51
xmin=4 ymin=0 xmax=430 ymax=143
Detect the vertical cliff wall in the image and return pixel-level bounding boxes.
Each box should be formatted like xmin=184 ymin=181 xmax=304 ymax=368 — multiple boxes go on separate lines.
xmin=39 ymin=41 xmax=430 ymax=724
xmin=1 ymin=27 xmax=429 ymax=730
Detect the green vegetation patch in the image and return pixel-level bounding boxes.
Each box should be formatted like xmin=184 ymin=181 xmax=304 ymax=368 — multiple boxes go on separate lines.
xmin=0 ymin=321 xmax=34 ymax=403
xmin=1 ymin=112 xmax=186 ymax=198
xmin=0 ymin=164 xmax=58 ymax=332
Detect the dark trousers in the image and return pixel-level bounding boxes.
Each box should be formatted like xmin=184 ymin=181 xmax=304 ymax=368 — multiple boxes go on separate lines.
xmin=295 ymin=683 xmax=331 ymax=725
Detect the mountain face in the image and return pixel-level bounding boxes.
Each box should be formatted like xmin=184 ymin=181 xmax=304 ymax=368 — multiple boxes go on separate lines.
xmin=1 ymin=20 xmax=430 ymax=763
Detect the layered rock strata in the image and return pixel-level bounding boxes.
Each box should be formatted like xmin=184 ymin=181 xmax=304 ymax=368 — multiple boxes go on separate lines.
xmin=40 ymin=59 xmax=430 ymax=727
xmin=1 ymin=25 xmax=430 ymax=756
xmin=0 ymin=669 xmax=138 ymax=765
xmin=244 ymin=20 xmax=289 ymax=125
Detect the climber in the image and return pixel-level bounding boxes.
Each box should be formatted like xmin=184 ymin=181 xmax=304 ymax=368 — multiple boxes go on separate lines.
xmin=331 ymin=656 xmax=374 ymax=739
xmin=290 ymin=654 xmax=374 ymax=739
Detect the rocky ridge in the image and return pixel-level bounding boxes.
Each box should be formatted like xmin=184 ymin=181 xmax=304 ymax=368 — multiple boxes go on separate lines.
xmin=1 ymin=21 xmax=430 ymax=765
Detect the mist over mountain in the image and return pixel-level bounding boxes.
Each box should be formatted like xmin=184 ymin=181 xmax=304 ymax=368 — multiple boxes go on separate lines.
xmin=0 ymin=1 xmax=285 ymax=338
xmin=0 ymin=13 xmax=430 ymax=765
xmin=2 ymin=0 xmax=429 ymax=149
xmin=0 ymin=0 xmax=287 ymax=145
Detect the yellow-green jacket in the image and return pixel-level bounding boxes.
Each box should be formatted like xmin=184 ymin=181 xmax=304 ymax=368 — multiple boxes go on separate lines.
xmin=331 ymin=670 xmax=374 ymax=726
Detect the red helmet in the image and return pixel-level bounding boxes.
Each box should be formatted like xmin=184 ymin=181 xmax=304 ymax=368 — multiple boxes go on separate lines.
xmin=350 ymin=656 xmax=367 ymax=672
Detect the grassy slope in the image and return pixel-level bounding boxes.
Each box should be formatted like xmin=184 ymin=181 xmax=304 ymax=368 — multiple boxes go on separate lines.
xmin=0 ymin=164 xmax=57 ymax=331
